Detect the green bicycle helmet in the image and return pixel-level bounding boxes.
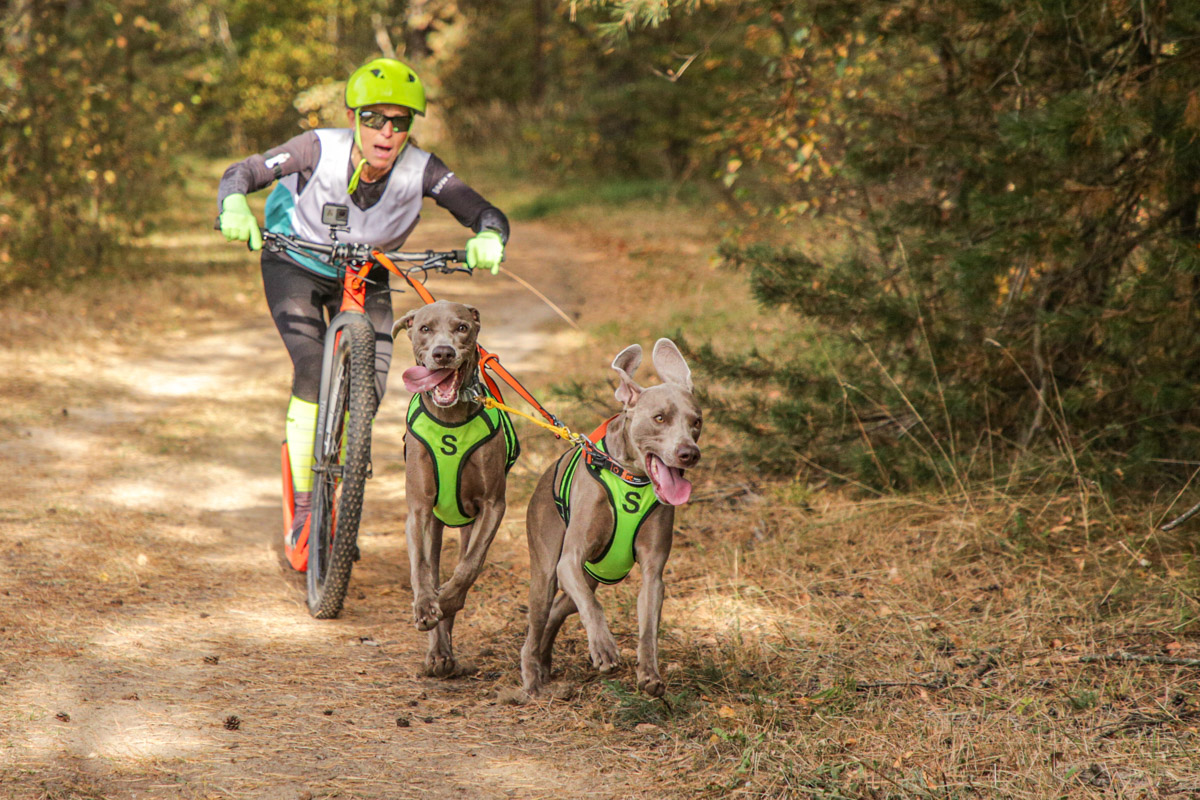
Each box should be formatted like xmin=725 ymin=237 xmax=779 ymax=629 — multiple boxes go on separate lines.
xmin=344 ymin=58 xmax=426 ymax=115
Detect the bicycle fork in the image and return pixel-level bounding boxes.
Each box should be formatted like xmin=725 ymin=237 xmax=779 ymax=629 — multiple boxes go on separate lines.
xmin=311 ymin=263 xmax=379 ymax=489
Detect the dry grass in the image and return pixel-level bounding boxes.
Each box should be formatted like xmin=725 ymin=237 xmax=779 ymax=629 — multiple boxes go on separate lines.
xmin=2 ymin=158 xmax=1199 ymax=799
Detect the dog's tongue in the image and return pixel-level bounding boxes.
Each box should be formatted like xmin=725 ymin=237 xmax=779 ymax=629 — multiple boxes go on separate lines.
xmin=648 ymin=455 xmax=692 ymax=506
xmin=403 ymin=366 xmax=455 ymax=393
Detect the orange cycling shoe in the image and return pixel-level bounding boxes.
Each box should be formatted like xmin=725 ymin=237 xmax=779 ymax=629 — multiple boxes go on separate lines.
xmin=281 ymin=440 xmax=312 ymax=572
xmin=285 ymin=514 xmax=311 ymax=572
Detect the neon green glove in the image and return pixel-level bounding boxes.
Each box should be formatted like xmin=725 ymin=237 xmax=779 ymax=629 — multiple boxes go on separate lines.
xmin=466 ymin=230 xmax=504 ymax=274
xmin=219 ymin=193 xmax=263 ymax=251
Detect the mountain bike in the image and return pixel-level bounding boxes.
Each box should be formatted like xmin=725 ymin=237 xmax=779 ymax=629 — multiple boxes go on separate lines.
xmin=263 ymin=215 xmax=471 ymax=619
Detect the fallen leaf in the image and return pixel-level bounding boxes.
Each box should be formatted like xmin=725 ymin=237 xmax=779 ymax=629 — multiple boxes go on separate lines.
xmin=717 ymin=705 xmax=736 ymax=719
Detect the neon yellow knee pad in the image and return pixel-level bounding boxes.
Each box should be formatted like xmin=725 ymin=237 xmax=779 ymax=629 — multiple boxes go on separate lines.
xmin=285 ymin=395 xmax=319 ymax=493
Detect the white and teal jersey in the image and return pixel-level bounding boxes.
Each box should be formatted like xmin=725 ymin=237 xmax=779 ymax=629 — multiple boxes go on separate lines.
xmin=263 ymin=129 xmax=430 ymax=278
xmin=218 ymin=128 xmax=510 ymax=277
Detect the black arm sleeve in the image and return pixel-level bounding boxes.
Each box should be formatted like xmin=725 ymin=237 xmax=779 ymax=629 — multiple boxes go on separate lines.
xmin=216 ymin=131 xmax=322 ymax=213
xmin=422 ymin=154 xmax=511 ymax=243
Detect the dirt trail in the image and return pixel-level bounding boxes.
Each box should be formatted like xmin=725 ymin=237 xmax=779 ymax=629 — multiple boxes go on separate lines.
xmin=0 ymin=204 xmax=680 ymax=799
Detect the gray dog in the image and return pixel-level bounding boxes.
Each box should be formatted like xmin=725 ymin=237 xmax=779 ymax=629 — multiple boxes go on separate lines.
xmin=520 ymin=338 xmax=701 ymax=698
xmin=393 ymin=300 xmax=519 ymax=677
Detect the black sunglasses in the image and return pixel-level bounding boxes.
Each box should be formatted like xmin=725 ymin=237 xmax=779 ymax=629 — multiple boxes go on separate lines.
xmin=358 ymin=109 xmax=413 ymax=131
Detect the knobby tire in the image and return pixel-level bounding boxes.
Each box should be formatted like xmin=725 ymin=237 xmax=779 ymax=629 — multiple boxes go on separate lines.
xmin=307 ymin=319 xmax=376 ymax=618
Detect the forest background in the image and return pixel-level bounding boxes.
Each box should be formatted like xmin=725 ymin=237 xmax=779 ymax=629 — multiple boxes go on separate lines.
xmin=4 ymin=0 xmax=1200 ymax=498
xmin=5 ymin=2 xmax=1200 ymax=797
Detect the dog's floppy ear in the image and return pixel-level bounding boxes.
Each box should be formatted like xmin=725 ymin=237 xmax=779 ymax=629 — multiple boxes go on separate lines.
xmin=611 ymin=344 xmax=644 ymax=407
xmin=464 ymin=303 xmax=481 ymax=324
xmin=391 ymin=308 xmax=420 ymax=340
xmin=652 ymin=338 xmax=693 ymax=392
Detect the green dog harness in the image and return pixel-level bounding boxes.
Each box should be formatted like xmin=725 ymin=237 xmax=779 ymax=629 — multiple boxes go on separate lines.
xmin=406 ymin=390 xmax=520 ymax=527
xmin=552 ymin=438 xmax=659 ymax=584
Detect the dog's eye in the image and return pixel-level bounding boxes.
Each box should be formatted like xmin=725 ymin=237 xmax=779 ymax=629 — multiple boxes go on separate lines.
xmin=654 ymin=414 xmax=665 ymax=424
xmin=420 ymin=325 xmax=431 ymax=333
xmin=457 ymin=323 xmax=469 ymax=332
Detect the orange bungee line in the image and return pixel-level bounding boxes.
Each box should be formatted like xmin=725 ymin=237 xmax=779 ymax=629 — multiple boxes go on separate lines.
xmin=372 ymin=249 xmax=561 ymax=428
xmin=372 ymin=250 xmax=644 ymax=482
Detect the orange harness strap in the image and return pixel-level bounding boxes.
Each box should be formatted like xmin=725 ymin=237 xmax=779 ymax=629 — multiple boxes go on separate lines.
xmin=378 ymin=250 xmax=558 ymax=427
xmin=588 ymin=415 xmax=617 ymax=443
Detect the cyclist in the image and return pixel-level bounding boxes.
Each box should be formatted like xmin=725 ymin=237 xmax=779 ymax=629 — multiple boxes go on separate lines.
xmin=216 ymin=57 xmax=509 ymax=570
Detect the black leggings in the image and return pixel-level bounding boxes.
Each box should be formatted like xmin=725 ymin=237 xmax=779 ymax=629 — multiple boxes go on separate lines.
xmin=261 ymin=250 xmax=394 ymax=403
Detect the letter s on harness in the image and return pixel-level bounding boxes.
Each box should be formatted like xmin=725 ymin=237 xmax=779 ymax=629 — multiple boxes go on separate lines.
xmin=405 ymin=391 xmax=519 ymax=527
xmin=552 ymin=437 xmax=659 ymax=584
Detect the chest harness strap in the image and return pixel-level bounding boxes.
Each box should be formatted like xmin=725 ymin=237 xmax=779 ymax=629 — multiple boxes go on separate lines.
xmin=552 ymin=431 xmax=659 ymax=585
xmin=406 ymin=387 xmax=520 ymax=528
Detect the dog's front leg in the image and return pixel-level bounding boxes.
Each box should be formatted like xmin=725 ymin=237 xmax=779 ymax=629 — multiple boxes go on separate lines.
xmin=406 ymin=507 xmax=444 ymax=631
xmin=437 ymin=497 xmax=505 ymax=618
xmin=634 ymin=521 xmax=673 ymax=697
xmin=557 ymin=542 xmax=620 ymax=674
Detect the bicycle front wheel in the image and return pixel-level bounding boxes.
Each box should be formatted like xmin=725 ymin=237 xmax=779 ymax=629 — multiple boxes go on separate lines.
xmin=307 ymin=318 xmax=376 ymax=619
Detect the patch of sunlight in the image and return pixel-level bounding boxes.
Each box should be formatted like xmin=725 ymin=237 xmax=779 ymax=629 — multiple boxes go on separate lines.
xmin=2 ymin=666 xmax=209 ymax=766
xmin=22 ymin=428 xmax=94 ymax=461
xmin=492 ymin=327 xmax=585 ymax=374
xmin=673 ymin=586 xmax=820 ymax=639
xmin=91 ymin=608 xmax=311 ymax=655
xmin=134 ymin=230 xmax=225 ymax=249
xmin=101 ymin=469 xmax=275 ymax=512
xmin=474 ymin=756 xmax=601 ymax=793
xmin=130 ymin=368 xmax=226 ymax=398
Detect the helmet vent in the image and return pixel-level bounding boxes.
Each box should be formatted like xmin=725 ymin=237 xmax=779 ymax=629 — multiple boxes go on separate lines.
xmin=371 ymin=69 xmax=382 ymax=77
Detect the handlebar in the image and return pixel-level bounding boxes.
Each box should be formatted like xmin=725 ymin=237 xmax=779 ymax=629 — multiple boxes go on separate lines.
xmin=261 ymin=230 xmax=470 ymax=277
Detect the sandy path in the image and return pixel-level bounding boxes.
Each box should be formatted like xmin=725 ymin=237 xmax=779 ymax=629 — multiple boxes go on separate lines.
xmin=0 ymin=206 xmax=681 ymax=799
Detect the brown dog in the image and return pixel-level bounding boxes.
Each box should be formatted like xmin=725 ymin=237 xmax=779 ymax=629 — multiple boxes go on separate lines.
xmin=520 ymin=338 xmax=701 ymax=698
xmin=393 ymin=300 xmax=519 ymax=677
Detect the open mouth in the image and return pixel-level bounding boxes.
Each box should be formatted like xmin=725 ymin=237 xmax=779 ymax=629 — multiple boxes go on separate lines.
xmin=402 ymin=363 xmax=466 ymax=407
xmin=646 ymin=454 xmax=693 ymax=506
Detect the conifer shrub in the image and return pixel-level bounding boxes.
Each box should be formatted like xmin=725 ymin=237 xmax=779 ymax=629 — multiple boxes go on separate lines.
xmin=684 ymin=0 xmax=1200 ymax=491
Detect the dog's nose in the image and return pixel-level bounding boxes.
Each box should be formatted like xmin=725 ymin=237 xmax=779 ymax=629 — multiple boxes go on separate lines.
xmin=431 ymin=345 xmax=456 ymax=366
xmin=675 ymin=443 xmax=700 ymax=467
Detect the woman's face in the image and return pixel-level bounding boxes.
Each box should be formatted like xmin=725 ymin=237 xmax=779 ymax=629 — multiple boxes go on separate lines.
xmin=348 ymin=103 xmax=412 ymax=174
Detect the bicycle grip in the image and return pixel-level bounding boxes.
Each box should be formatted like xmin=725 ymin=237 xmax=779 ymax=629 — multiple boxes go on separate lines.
xmin=451 ymin=249 xmax=467 ymax=264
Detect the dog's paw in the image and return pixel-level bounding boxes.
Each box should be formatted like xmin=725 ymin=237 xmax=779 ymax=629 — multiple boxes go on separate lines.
xmin=637 ymin=672 xmax=666 ymax=698
xmin=413 ymin=598 xmax=443 ymax=632
xmin=424 ymin=652 xmax=457 ymax=678
xmin=589 ymin=634 xmax=622 ymax=673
